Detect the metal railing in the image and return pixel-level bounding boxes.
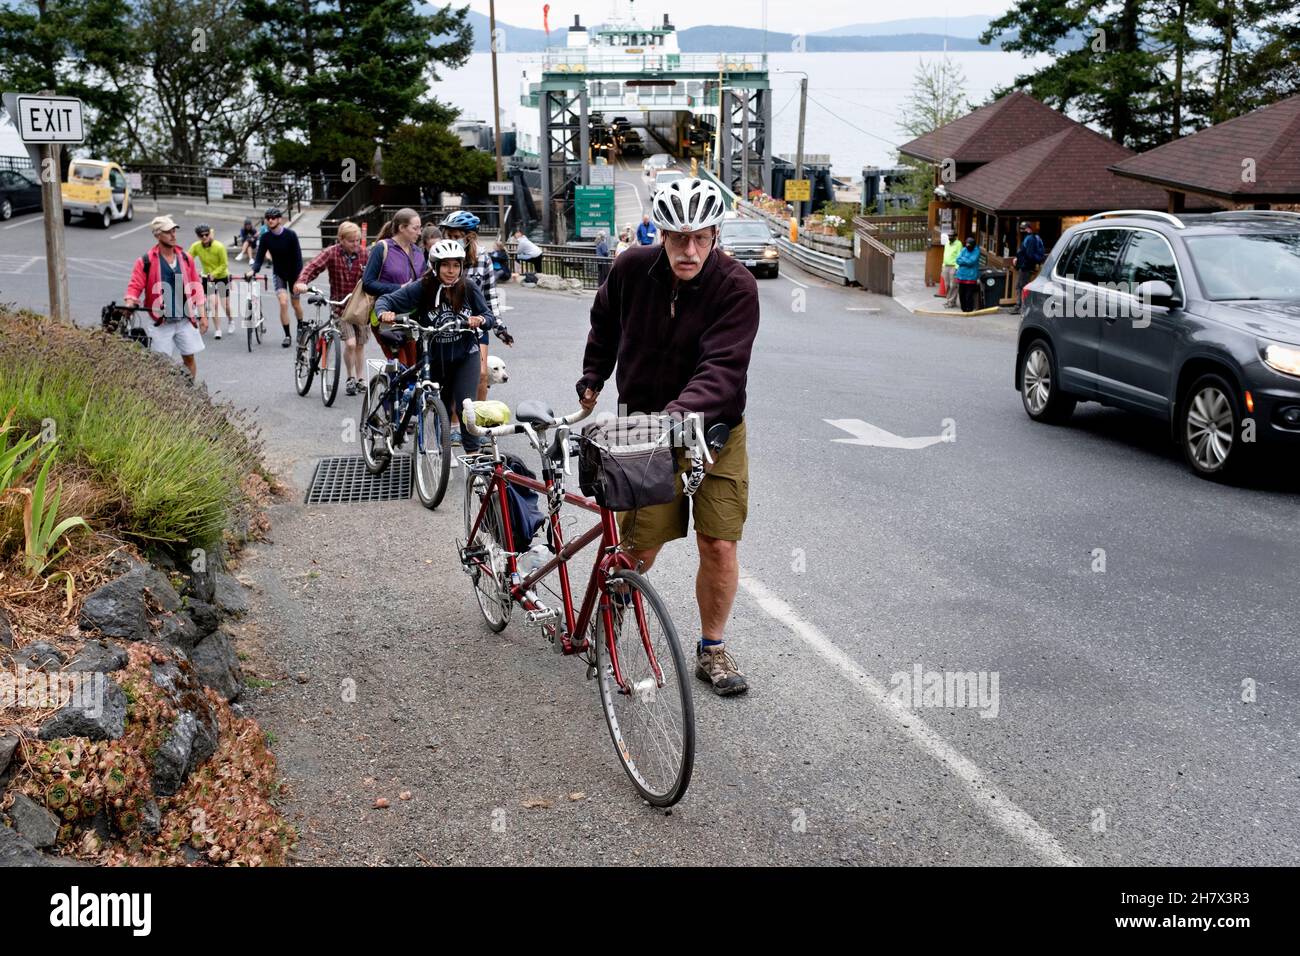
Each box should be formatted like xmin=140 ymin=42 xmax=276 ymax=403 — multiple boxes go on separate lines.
xmin=540 ymin=52 xmax=768 ymax=75
xmin=774 ymin=236 xmax=853 ymax=285
xmin=512 ymin=242 xmax=610 ymax=290
xmin=0 ymin=154 xmax=34 ymax=172
xmin=121 ymin=163 xmax=349 ymax=216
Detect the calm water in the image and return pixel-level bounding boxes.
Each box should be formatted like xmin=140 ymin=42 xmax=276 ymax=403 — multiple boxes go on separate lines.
xmin=433 ymin=50 xmax=1057 ymax=176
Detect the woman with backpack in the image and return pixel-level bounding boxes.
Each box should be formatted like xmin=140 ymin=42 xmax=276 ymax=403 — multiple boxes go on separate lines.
xmin=362 ymin=207 xmax=425 ymax=366
xmin=374 ymin=239 xmax=495 ymax=454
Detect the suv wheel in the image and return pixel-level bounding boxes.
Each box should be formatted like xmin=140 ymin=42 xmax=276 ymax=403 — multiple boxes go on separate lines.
xmin=1020 ymin=338 xmax=1076 ymax=424
xmin=1180 ymin=373 xmax=1250 ymax=480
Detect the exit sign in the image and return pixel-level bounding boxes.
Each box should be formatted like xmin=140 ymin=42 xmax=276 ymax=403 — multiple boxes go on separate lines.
xmin=12 ymin=94 xmax=84 ymax=143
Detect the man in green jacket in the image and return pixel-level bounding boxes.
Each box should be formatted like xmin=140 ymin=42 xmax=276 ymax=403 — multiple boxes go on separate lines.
xmin=942 ymin=233 xmax=962 ymax=308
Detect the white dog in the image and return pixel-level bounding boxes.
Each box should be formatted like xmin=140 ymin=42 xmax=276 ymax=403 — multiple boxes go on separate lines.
xmin=487 ymin=353 xmax=508 ymax=385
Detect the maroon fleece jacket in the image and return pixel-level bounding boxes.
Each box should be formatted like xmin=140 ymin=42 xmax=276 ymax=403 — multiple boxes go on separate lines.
xmin=578 ymin=243 xmax=760 ymax=429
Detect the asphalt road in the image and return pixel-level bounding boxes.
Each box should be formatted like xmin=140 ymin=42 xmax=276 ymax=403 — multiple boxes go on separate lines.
xmin=4 ymin=177 xmax=1299 ymax=866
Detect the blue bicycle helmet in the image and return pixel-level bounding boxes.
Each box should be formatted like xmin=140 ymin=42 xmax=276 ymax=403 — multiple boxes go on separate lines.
xmin=439 ymin=210 xmax=481 ymax=231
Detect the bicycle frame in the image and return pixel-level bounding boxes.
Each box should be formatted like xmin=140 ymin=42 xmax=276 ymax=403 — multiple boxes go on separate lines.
xmin=462 ymin=453 xmax=659 ymax=694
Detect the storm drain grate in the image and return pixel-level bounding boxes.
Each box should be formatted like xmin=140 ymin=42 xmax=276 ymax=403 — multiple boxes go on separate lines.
xmin=304 ymin=455 xmax=412 ymax=504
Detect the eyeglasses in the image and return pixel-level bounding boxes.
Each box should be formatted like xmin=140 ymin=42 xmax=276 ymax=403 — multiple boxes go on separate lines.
xmin=664 ymin=231 xmax=714 ymax=252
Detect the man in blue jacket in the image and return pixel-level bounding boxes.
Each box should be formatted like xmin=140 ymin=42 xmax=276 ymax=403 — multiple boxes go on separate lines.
xmin=1012 ymin=221 xmax=1046 ymax=314
xmin=636 ymin=213 xmax=657 ymax=246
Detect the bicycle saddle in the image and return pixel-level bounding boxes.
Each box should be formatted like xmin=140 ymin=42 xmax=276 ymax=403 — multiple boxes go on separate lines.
xmin=515 ymin=399 xmax=557 ymax=427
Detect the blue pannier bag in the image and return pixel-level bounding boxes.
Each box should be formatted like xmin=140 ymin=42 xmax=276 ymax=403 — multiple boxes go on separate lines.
xmin=502 ymin=453 xmax=547 ymax=551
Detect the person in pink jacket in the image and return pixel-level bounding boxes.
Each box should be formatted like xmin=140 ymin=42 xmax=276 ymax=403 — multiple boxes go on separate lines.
xmin=124 ymin=215 xmax=208 ymax=377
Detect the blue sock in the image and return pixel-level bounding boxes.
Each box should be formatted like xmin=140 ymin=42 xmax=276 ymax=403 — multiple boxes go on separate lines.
xmin=699 ymin=637 xmax=723 ymax=653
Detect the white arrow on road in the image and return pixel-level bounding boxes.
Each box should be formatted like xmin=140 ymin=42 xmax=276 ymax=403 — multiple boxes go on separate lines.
xmin=825 ymin=418 xmax=951 ymax=450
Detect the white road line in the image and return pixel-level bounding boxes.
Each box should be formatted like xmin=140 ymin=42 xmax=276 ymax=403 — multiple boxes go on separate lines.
xmin=846 ymin=307 xmax=880 ymax=312
xmin=2 ymin=217 xmax=41 ymax=230
xmin=780 ymin=273 xmax=809 ymax=289
xmin=737 ymin=573 xmax=1081 ymax=867
xmin=114 ymin=221 xmax=153 ymax=238
xmin=13 ymin=256 xmax=40 ymax=274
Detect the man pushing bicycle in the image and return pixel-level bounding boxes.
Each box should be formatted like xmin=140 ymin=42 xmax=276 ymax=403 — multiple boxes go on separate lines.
xmin=577 ymin=177 xmax=760 ymax=696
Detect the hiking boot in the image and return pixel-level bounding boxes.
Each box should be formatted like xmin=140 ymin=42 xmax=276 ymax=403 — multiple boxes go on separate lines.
xmin=696 ymin=643 xmax=749 ymax=696
xmin=345 ymin=377 xmax=357 ymax=396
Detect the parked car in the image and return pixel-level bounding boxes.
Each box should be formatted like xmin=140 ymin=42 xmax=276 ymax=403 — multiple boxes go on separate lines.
xmin=718 ymin=217 xmax=779 ymax=278
xmin=1015 ymin=209 xmax=1300 ymax=480
xmin=0 ymin=167 xmax=41 ymax=220
xmin=61 ymin=159 xmax=133 ymax=228
xmin=651 ymin=169 xmax=685 ymax=198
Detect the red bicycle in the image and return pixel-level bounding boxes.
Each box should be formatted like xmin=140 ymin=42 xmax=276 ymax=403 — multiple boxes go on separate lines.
xmin=458 ymin=398 xmax=716 ymax=807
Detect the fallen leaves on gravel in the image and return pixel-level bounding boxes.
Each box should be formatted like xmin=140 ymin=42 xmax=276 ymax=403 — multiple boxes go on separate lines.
xmin=399 ymin=791 xmax=412 ymax=801
xmin=568 ymin=792 xmax=586 ymax=801
xmin=374 ymin=797 xmax=390 ymax=809
xmin=520 ymin=798 xmax=552 ymax=809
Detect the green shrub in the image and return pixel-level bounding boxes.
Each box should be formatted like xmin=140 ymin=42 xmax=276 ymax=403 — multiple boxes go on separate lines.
xmin=0 ymin=310 xmax=264 ymax=549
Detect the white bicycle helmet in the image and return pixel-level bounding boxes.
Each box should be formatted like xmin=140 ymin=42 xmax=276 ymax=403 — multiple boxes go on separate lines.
xmin=430 ymin=238 xmax=466 ymax=261
xmin=651 ymin=178 xmax=727 ymax=233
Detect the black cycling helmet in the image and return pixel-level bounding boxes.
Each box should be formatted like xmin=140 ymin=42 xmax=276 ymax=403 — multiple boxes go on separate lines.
xmin=195 ymin=223 xmax=212 ymax=237
xmin=265 ymin=207 xmax=283 ymax=219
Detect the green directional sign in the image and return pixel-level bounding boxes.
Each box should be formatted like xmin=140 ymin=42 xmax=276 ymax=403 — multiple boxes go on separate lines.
xmin=575 ymin=185 xmax=615 ymax=239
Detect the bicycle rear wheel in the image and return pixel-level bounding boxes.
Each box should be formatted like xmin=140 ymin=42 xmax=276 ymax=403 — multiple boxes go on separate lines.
xmin=463 ymin=468 xmax=511 ymax=632
xmin=415 ymin=388 xmax=451 ymax=509
xmin=294 ymin=327 xmax=316 ymax=395
xmin=595 ymin=570 xmax=695 ymax=807
xmin=360 ymin=375 xmax=392 ymax=475
xmin=319 ymin=332 xmax=341 ymax=406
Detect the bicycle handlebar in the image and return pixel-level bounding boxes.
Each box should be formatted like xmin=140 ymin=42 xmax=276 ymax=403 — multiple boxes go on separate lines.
xmin=305 ymin=286 xmax=351 ymax=308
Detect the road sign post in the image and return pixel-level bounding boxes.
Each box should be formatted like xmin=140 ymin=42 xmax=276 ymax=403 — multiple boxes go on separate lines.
xmin=2 ymin=91 xmax=84 ymax=324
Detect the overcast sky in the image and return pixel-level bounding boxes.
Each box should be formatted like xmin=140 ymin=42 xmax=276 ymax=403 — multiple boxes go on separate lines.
xmin=468 ymin=1 xmax=1005 ymax=36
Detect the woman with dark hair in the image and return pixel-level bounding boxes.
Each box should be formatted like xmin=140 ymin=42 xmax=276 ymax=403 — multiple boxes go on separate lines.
xmin=374 ymin=239 xmax=497 ymax=453
xmin=362 ymin=207 xmax=425 ymax=364
xmin=421 ymin=223 xmax=442 ymax=254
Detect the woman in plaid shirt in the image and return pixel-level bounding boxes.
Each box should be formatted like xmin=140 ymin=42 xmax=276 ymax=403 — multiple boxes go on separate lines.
xmin=437 ymin=210 xmax=512 ymax=443
xmin=295 ymin=221 xmax=368 ymax=395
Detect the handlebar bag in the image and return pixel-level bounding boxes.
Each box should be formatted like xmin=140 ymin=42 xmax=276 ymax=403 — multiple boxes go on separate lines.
xmin=578 ymin=415 xmax=678 ymax=512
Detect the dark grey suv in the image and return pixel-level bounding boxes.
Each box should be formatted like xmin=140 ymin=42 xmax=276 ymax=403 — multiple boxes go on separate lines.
xmin=1015 ymin=210 xmax=1300 ymax=479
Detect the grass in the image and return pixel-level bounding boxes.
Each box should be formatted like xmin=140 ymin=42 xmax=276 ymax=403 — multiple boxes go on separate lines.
xmin=0 ymin=308 xmax=265 ymax=550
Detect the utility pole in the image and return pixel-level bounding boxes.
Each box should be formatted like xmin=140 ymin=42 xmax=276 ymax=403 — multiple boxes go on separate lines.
xmin=794 ymin=75 xmax=807 ymax=220
xmin=489 ymin=0 xmax=506 ymax=233
xmin=40 ymin=141 xmax=69 ymax=324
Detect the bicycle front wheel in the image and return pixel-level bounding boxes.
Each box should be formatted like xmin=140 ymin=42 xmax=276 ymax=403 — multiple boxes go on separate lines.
xmin=415 ymin=388 xmax=451 ymax=509
xmin=463 ymin=468 xmax=511 ymax=633
xmin=595 ymin=570 xmax=695 ymax=807
xmin=319 ymin=333 xmax=341 ymax=407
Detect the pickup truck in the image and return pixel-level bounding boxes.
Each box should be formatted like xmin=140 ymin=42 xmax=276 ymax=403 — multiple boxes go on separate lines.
xmin=61 ymin=160 xmax=134 ymax=228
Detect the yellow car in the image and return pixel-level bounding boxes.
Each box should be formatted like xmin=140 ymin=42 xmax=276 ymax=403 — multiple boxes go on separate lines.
xmin=61 ymin=160 xmax=133 ymax=228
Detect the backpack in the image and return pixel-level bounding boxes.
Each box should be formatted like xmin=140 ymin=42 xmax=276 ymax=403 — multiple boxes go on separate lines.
xmin=501 ymin=453 xmax=547 ymax=552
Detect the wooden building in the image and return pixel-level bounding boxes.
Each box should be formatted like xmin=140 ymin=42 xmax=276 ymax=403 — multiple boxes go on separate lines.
xmin=1110 ymin=94 xmax=1300 ymax=211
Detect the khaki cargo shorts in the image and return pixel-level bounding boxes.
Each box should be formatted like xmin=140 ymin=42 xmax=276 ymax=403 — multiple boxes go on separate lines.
xmin=618 ymin=419 xmax=749 ymax=550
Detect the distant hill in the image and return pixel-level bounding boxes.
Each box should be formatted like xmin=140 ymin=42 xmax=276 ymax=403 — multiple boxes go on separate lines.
xmin=812 ymin=16 xmax=995 ymax=39
xmin=678 ymin=26 xmax=993 ymax=52
xmin=459 ymin=10 xmax=1015 ymax=54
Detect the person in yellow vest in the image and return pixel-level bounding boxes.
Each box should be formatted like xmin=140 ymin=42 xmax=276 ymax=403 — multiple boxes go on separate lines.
xmin=189 ymin=224 xmax=233 ymax=338
xmin=942 ymin=233 xmax=963 ymax=309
